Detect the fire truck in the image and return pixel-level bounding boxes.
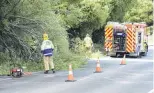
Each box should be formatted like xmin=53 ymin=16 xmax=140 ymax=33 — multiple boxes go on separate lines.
xmin=104 ymin=22 xmax=148 ymax=58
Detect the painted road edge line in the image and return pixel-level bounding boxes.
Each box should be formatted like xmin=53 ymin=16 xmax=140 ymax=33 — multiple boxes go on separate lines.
xmin=148 ymin=89 xmax=154 ymax=93
xmin=0 ymin=78 xmax=12 ymax=81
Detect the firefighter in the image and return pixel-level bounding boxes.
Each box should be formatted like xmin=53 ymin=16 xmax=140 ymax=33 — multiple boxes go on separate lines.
xmin=144 ymin=42 xmax=148 ymax=52
xmin=84 ymin=34 xmax=93 ymax=58
xmin=41 ymin=32 xmax=55 ymax=74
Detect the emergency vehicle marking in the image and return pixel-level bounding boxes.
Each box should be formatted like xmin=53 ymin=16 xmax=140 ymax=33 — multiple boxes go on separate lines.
xmin=132 ymin=30 xmax=136 ymax=51
xmin=105 ymin=27 xmax=113 ymax=49
xmin=126 ymin=28 xmax=133 ymax=52
xmin=126 ymin=27 xmax=136 ymax=52
xmin=128 ymin=28 xmax=136 ymax=52
xmin=104 ymin=22 xmax=148 ymax=57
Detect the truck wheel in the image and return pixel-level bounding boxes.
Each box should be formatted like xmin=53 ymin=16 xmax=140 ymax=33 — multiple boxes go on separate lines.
xmin=137 ymin=52 xmax=142 ymax=58
xmin=134 ymin=52 xmax=141 ymax=58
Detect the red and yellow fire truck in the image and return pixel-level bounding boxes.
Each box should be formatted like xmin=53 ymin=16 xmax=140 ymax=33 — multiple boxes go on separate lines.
xmin=104 ymin=22 xmax=148 ymax=57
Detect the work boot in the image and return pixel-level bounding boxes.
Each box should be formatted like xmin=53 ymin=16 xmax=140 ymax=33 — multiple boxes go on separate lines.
xmin=44 ymin=70 xmax=49 ymax=74
xmin=52 ymin=69 xmax=55 ymax=73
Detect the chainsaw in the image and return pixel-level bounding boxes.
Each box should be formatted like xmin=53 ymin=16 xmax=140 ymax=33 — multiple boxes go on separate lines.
xmin=10 ymin=67 xmax=23 ymax=78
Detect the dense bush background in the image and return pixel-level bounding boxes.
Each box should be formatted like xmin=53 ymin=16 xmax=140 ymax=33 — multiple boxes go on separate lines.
xmin=0 ymin=0 xmax=153 ymax=75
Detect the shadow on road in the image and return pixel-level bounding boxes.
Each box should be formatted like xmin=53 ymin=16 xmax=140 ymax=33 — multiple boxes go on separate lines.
xmin=110 ymin=55 xmax=142 ymax=59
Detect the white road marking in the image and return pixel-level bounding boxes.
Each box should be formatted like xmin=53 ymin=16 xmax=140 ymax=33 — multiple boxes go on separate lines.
xmin=117 ymin=65 xmax=126 ymax=69
xmin=78 ymin=65 xmax=126 ymax=82
xmin=0 ymin=78 xmax=12 ymax=81
xmin=78 ymin=75 xmax=92 ymax=81
xmin=148 ymin=89 xmax=154 ymax=93
xmin=44 ymin=75 xmax=55 ymax=78
xmin=118 ymin=80 xmax=133 ymax=84
xmin=103 ymin=76 xmax=114 ymax=81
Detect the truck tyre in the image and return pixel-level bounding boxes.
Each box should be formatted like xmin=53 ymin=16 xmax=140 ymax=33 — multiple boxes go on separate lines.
xmin=133 ymin=52 xmax=141 ymax=58
xmin=137 ymin=52 xmax=142 ymax=58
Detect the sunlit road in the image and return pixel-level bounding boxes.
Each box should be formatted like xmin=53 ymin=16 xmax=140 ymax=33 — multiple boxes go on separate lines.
xmin=0 ymin=46 xmax=153 ymax=93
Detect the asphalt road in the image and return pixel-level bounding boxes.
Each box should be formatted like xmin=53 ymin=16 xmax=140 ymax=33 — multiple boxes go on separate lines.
xmin=0 ymin=46 xmax=153 ymax=93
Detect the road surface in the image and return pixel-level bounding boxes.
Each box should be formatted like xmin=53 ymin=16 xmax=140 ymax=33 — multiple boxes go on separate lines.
xmin=0 ymin=46 xmax=153 ymax=93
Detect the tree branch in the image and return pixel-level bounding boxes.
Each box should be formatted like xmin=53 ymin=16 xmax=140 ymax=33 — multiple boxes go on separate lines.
xmin=4 ymin=0 xmax=21 ymax=18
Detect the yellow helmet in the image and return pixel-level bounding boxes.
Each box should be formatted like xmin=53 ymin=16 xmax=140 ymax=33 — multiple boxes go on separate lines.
xmin=43 ymin=32 xmax=48 ymax=40
xmin=86 ymin=34 xmax=90 ymax=37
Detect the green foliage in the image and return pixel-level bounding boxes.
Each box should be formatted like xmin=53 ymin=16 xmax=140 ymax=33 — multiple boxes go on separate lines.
xmin=20 ymin=0 xmax=86 ymax=70
xmin=124 ymin=0 xmax=153 ymax=25
xmin=0 ymin=0 xmax=153 ymax=74
xmin=69 ymin=37 xmax=85 ymax=53
xmin=147 ymin=26 xmax=153 ymax=35
xmin=78 ymin=0 xmax=111 ymax=36
xmin=63 ymin=5 xmax=84 ymax=28
xmin=109 ymin=0 xmax=135 ymax=22
xmin=54 ymin=53 xmax=86 ymax=70
xmin=0 ymin=0 xmax=86 ymax=75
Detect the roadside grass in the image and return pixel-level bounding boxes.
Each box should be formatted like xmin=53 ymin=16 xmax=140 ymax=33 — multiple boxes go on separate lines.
xmin=0 ymin=43 xmax=105 ymax=75
xmin=0 ymin=64 xmax=10 ymax=75
xmin=91 ymin=43 xmax=106 ymax=59
xmin=91 ymin=50 xmax=104 ymax=59
xmin=0 ymin=53 xmax=87 ymax=75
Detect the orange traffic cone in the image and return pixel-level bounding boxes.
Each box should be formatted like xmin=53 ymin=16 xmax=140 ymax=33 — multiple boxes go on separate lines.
xmin=94 ymin=57 xmax=102 ymax=73
xmin=120 ymin=54 xmax=126 ymax=65
xmin=65 ymin=64 xmax=76 ymax=82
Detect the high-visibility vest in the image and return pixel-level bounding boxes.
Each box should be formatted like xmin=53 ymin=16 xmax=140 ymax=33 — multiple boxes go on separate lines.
xmin=84 ymin=37 xmax=92 ymax=48
xmin=41 ymin=40 xmax=54 ymax=56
